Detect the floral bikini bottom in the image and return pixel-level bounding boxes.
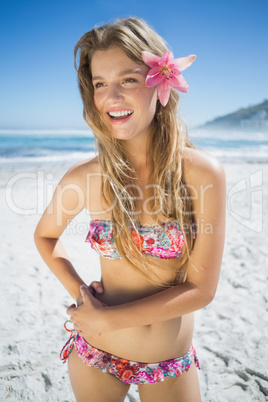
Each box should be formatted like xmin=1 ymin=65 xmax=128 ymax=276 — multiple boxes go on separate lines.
xmin=60 ymin=322 xmax=200 ymax=385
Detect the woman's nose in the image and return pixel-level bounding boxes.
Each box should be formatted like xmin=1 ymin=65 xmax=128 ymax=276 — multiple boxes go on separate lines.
xmin=106 ymin=84 xmax=124 ymax=102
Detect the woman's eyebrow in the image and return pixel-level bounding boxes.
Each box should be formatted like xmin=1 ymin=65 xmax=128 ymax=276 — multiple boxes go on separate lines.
xmin=92 ymin=68 xmax=143 ymax=81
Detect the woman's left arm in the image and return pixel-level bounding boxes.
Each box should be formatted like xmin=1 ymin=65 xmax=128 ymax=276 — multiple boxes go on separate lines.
xmin=68 ymin=154 xmax=226 ymax=334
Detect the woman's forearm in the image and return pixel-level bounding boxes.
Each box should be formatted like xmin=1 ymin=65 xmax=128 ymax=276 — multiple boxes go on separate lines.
xmin=104 ymin=281 xmax=213 ymax=331
xmin=34 ymin=235 xmax=86 ymax=301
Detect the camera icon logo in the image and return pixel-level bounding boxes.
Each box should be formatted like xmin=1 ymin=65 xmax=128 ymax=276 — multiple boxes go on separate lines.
xmin=227 ymin=169 xmax=263 ymax=233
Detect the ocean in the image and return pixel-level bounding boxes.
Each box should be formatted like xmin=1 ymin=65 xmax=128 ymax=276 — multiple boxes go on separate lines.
xmin=191 ymin=129 xmax=268 ymax=163
xmin=0 ymin=129 xmax=95 ymax=166
xmin=0 ymin=128 xmax=268 ymax=167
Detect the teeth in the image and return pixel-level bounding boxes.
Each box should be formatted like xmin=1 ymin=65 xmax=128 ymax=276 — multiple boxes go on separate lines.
xmin=108 ymin=110 xmax=133 ymax=117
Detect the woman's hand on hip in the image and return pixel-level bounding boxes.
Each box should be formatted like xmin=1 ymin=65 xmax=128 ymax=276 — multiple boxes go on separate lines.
xmin=76 ymin=281 xmax=105 ymax=307
xmin=67 ymin=284 xmax=108 ymax=337
xmin=88 ymin=280 xmax=104 ymax=298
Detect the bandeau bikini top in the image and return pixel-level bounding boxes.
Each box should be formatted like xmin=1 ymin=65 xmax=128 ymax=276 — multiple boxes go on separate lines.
xmin=85 ymin=219 xmax=196 ymax=260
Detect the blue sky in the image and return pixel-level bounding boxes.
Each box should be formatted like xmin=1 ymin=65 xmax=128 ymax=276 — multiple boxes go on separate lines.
xmin=0 ymin=0 xmax=267 ymax=130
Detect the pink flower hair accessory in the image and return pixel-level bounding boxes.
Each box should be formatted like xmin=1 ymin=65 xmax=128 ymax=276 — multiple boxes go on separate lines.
xmin=142 ymin=50 xmax=196 ymax=107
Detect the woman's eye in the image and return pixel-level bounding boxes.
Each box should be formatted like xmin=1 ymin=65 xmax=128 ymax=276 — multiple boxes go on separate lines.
xmin=124 ymin=78 xmax=137 ymax=84
xmin=94 ymin=82 xmax=104 ymax=88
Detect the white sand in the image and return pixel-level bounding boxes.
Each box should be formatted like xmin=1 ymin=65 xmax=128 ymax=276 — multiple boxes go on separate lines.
xmin=0 ymin=160 xmax=268 ymax=401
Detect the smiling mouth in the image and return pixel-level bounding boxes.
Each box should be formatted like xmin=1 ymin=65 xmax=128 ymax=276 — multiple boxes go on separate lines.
xmin=108 ymin=110 xmax=134 ymax=120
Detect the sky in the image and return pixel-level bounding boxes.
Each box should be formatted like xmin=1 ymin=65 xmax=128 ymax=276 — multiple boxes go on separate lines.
xmin=0 ymin=0 xmax=267 ymax=130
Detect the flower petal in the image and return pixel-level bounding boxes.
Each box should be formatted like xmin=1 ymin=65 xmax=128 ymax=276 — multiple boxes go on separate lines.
xmin=173 ymin=54 xmax=196 ymax=72
xmin=169 ymin=73 xmax=189 ymax=92
xmin=146 ymin=70 xmax=164 ymax=87
xmin=142 ymin=51 xmax=161 ymax=68
xmin=161 ymin=50 xmax=174 ymax=67
xmin=168 ymin=65 xmax=181 ymax=75
xmin=158 ymin=79 xmax=171 ymax=107
xmin=146 ymin=66 xmax=162 ymax=77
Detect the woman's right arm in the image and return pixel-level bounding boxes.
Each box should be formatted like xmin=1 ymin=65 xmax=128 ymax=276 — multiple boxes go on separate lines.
xmin=34 ymin=163 xmax=89 ymax=302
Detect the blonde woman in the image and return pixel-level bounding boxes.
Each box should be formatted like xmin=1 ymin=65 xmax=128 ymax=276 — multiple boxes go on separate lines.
xmin=34 ymin=17 xmax=226 ymax=402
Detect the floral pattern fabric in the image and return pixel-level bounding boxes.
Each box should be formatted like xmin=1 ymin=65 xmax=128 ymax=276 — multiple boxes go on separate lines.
xmin=60 ymin=329 xmax=200 ymax=385
xmin=85 ymin=220 xmax=196 ymax=260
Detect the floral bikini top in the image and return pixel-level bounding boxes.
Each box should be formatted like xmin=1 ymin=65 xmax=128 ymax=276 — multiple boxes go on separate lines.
xmin=85 ymin=219 xmax=196 ymax=260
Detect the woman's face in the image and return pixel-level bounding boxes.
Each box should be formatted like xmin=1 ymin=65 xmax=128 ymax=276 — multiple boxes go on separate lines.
xmin=91 ymin=46 xmax=158 ymax=142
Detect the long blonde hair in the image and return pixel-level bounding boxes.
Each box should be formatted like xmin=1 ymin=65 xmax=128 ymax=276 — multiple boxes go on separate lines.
xmin=74 ymin=17 xmax=197 ymax=287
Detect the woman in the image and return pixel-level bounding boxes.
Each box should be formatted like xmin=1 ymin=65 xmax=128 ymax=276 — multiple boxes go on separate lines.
xmin=34 ymin=17 xmax=226 ymax=402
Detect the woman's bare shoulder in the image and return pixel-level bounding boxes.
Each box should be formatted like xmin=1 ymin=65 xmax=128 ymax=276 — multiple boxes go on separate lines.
xmin=61 ymin=155 xmax=101 ymax=185
xmin=67 ymin=155 xmax=101 ymax=175
xmin=182 ymin=147 xmax=225 ymax=186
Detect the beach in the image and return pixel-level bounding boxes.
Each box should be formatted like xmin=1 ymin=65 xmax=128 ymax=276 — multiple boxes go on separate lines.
xmin=0 ymin=152 xmax=268 ymax=401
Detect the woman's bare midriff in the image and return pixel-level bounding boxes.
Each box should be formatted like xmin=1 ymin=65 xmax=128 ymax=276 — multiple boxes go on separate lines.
xmin=83 ymin=256 xmax=195 ymax=363
xmin=81 ymin=155 xmax=195 ymax=363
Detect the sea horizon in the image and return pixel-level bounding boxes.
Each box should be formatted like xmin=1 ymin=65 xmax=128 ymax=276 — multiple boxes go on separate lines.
xmin=0 ymin=128 xmax=268 ymax=166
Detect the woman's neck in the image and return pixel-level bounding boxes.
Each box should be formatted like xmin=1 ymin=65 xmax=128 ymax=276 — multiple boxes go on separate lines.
xmin=121 ymin=128 xmax=153 ymax=174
